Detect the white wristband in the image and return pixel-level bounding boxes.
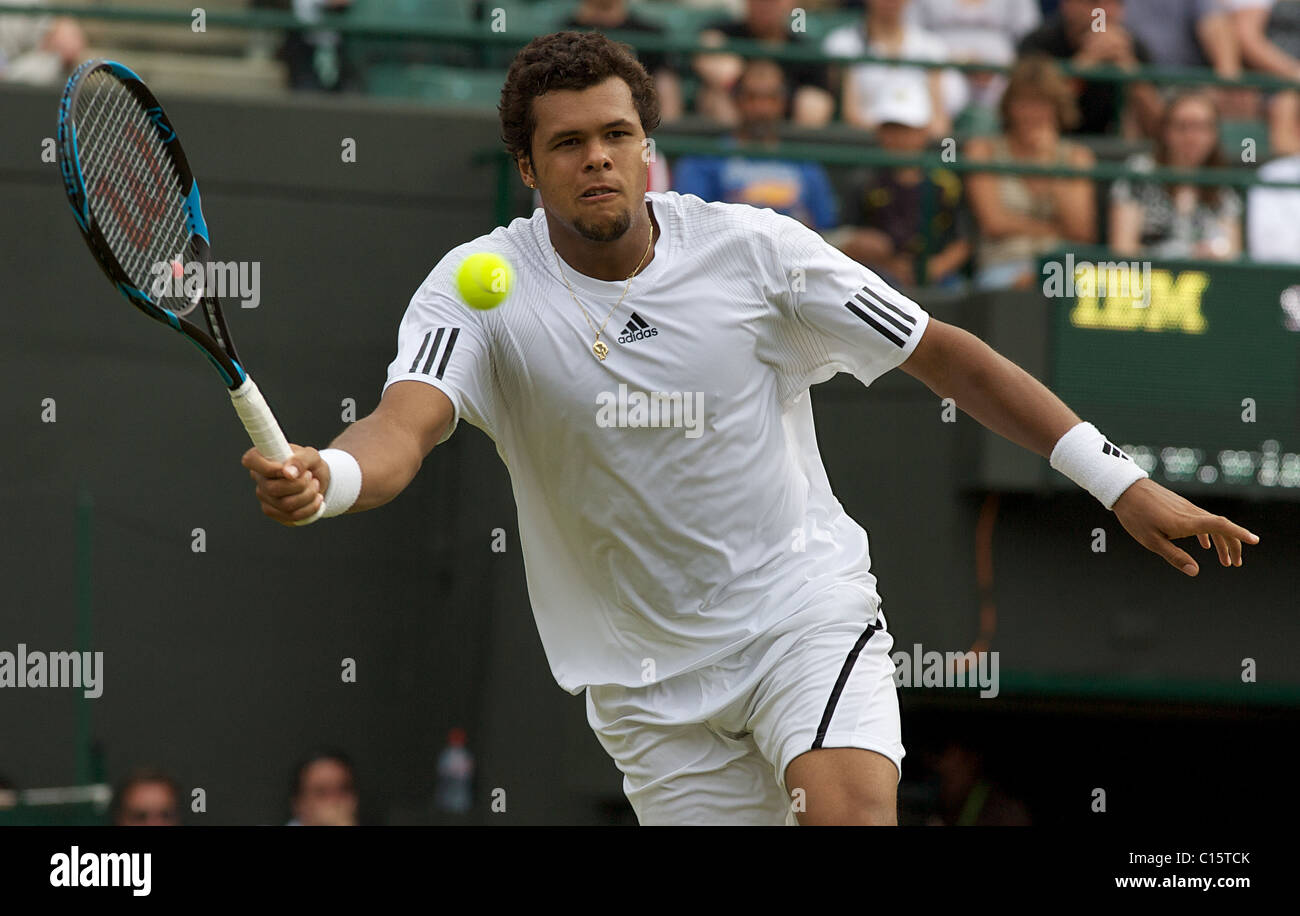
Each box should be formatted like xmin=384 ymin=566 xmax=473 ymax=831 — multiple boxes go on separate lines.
xmin=318 ymin=448 xmax=362 ymax=518
xmin=1049 ymin=421 xmax=1148 ymax=510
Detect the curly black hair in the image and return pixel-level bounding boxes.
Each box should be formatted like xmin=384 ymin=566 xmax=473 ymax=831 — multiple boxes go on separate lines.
xmin=499 ymin=30 xmax=660 ymax=167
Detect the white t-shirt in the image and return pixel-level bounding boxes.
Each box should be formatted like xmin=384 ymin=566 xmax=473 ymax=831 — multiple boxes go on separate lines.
xmin=823 ymin=20 xmax=967 ymax=119
xmin=908 ymin=0 xmax=1041 ymax=65
xmin=1248 ymin=155 xmax=1300 ymax=263
xmin=383 ymin=191 xmax=931 ymax=693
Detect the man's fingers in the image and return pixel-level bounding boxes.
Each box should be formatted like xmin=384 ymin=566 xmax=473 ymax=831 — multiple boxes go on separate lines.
xmin=1208 ymin=532 xmax=1229 ymax=567
xmin=1197 ymin=532 xmax=1211 ymax=550
xmin=245 ymin=444 xmax=325 ymax=526
xmin=259 ymin=470 xmax=316 ymax=499
xmin=241 ymin=446 xmax=283 ymax=477
xmin=287 ymin=491 xmax=325 ymax=522
xmin=260 ymin=477 xmax=320 ymax=513
xmin=260 ymin=490 xmax=323 ymax=526
xmin=1147 ymin=535 xmax=1198 ymax=576
xmin=1204 ymin=514 xmax=1259 ymax=546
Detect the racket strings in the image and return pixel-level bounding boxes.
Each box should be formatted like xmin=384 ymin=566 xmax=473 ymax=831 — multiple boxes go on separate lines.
xmin=76 ymin=71 xmax=192 ymax=308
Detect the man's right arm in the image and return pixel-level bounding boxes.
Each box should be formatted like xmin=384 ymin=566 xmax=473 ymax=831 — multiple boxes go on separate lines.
xmin=241 ymin=380 xmax=454 ymax=526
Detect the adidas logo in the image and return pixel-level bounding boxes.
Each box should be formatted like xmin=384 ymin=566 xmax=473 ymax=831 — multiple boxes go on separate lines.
xmin=1102 ymin=440 xmax=1131 ymax=461
xmin=617 ymin=312 xmax=659 ymax=345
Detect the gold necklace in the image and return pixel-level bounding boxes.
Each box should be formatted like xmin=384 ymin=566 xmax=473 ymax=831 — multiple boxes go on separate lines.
xmin=552 ymin=219 xmax=654 ymax=361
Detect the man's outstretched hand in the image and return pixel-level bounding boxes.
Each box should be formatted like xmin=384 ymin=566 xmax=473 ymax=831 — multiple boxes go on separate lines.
xmin=1112 ymin=478 xmax=1260 ymax=576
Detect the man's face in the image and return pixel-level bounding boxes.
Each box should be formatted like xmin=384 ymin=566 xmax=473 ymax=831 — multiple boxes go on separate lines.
xmin=877 ymin=122 xmax=928 ymax=153
xmin=736 ymin=69 xmax=787 ymax=130
xmin=524 ymin=76 xmax=648 ymax=243
xmin=293 ymin=759 xmax=357 ymax=826
xmin=579 ymin=0 xmax=624 ymax=25
xmin=746 ymin=0 xmax=792 ymax=36
xmin=115 ymin=782 xmax=179 ymax=826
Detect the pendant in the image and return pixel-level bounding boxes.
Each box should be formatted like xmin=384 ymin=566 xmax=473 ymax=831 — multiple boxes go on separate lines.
xmin=593 ymin=339 xmax=609 ymax=361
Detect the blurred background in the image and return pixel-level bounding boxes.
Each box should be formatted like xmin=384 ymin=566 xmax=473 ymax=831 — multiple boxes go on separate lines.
xmin=1 ymin=0 xmax=1298 ymax=826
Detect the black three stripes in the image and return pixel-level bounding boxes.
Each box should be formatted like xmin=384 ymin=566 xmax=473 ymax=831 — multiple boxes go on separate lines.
xmin=623 ymin=312 xmax=650 ymax=336
xmin=842 ymin=286 xmax=917 ymax=348
xmin=811 ymin=615 xmax=887 ymax=750
xmin=408 ymin=327 xmax=460 ymax=379
xmin=1102 ymin=441 xmax=1132 ymax=461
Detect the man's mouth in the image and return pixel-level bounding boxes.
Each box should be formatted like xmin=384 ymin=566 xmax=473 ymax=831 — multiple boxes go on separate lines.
xmin=580 ymin=186 xmax=618 ymax=201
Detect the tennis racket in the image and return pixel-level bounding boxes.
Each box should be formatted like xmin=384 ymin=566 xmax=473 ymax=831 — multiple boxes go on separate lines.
xmin=56 ymin=59 xmax=325 ymax=524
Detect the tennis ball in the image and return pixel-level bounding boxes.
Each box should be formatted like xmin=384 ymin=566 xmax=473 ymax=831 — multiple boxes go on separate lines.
xmin=455 ymin=252 xmax=513 ymax=310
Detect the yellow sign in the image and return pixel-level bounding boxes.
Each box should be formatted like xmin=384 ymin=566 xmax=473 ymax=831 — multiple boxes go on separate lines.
xmin=1069 ymin=267 xmax=1208 ymax=333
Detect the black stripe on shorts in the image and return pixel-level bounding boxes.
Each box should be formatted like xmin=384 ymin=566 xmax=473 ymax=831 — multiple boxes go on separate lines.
xmin=812 ymin=615 xmax=886 ymax=750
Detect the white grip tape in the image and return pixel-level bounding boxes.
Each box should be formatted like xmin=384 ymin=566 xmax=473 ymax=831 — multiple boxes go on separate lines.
xmin=230 ymin=376 xmax=326 ymax=525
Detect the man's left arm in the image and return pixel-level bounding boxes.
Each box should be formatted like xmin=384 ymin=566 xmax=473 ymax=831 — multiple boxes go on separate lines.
xmin=898 ymin=319 xmax=1260 ymax=575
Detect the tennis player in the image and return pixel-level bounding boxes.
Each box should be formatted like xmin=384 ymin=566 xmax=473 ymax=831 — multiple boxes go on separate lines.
xmin=242 ymin=32 xmax=1259 ymax=825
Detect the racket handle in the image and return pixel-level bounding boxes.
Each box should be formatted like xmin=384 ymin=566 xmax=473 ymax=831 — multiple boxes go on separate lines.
xmin=230 ymin=376 xmax=326 ymax=526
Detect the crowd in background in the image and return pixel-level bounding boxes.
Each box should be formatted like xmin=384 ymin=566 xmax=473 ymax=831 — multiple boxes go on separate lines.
xmin=5 ymin=0 xmax=1300 ymax=283
xmin=623 ymin=0 xmax=1300 ymax=287
xmin=542 ymin=0 xmax=1300 ymax=286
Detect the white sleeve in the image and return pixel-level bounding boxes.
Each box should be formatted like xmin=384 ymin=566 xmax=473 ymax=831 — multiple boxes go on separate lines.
xmin=757 ymin=209 xmax=931 ymax=400
xmin=1247 ymin=186 xmax=1300 ymax=263
xmin=383 ymin=260 xmax=497 ymax=445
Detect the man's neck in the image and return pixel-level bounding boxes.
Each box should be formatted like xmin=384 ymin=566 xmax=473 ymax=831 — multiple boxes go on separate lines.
xmin=736 ymin=123 xmax=780 ymax=146
xmin=867 ymin=12 xmax=903 ymax=41
xmin=548 ymin=200 xmax=659 ymax=282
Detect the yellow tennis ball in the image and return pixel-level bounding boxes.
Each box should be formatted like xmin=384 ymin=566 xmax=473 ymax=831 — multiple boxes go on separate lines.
xmin=455 ymin=252 xmax=513 ymax=310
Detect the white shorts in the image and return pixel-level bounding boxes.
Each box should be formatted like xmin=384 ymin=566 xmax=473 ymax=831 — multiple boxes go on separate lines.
xmin=585 ymin=582 xmax=904 ymax=826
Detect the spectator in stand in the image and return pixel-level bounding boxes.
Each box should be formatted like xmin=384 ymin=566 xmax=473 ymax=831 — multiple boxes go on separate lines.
xmin=693 ymin=0 xmax=836 ymax=128
xmin=924 ymin=741 xmax=1032 ymax=826
xmin=1248 ymin=88 xmax=1300 ymax=262
xmin=1126 ymin=0 xmax=1242 ymax=77
xmin=965 ymin=55 xmax=1096 ymax=290
xmin=833 ymin=80 xmax=970 ymax=288
xmin=674 ymin=59 xmax=838 ymax=231
xmin=1110 ymin=90 xmax=1242 ymax=260
xmin=0 ymin=0 xmax=85 ymax=85
xmin=1232 ymin=0 xmax=1300 ymax=81
xmin=110 ymin=768 xmax=182 ymax=826
xmin=562 ymin=0 xmax=685 ymax=123
xmin=1018 ymin=0 xmax=1164 ymax=137
xmin=1127 ymin=0 xmax=1252 ymax=119
xmin=287 ymin=750 xmax=358 ymax=826
xmin=823 ymin=0 xmax=961 ymax=139
xmin=1231 ymin=1 xmax=1300 ymax=163
xmin=907 ymin=0 xmax=1042 ymax=133
xmin=269 ymin=0 xmax=361 ymax=92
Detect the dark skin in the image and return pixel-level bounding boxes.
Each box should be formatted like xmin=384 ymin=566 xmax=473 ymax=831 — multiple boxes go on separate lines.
xmin=517 ymin=75 xmax=660 ymax=282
